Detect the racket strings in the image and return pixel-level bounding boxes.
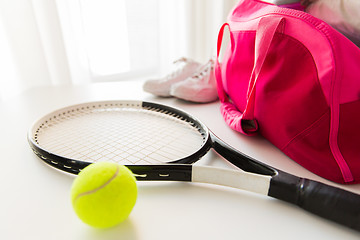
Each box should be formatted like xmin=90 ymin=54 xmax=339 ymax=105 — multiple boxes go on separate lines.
xmin=34 ymin=104 xmax=206 ymax=165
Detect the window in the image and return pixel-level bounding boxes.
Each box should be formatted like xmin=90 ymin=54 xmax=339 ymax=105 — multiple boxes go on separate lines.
xmin=0 ymin=0 xmax=234 ymax=100
xmin=57 ymin=0 xmax=188 ymax=83
xmin=80 ymin=0 xmax=131 ymax=76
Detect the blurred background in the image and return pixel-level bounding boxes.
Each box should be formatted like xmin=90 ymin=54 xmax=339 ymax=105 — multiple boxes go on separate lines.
xmin=0 ymin=0 xmax=238 ymax=100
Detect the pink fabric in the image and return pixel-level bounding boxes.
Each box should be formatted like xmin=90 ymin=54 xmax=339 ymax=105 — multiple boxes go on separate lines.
xmin=279 ymin=3 xmax=305 ymax=11
xmin=215 ymin=0 xmax=360 ymax=184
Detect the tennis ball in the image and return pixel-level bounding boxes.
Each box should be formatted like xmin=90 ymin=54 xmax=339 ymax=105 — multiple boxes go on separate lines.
xmin=71 ymin=162 xmax=137 ymax=228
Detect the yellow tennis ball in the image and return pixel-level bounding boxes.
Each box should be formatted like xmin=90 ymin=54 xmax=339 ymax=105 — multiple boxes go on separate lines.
xmin=71 ymin=162 xmax=137 ymax=228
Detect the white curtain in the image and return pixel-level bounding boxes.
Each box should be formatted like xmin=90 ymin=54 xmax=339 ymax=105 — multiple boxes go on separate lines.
xmin=0 ymin=0 xmax=71 ymax=100
xmin=185 ymin=0 xmax=238 ymax=62
xmin=0 ymin=0 xmax=237 ymax=100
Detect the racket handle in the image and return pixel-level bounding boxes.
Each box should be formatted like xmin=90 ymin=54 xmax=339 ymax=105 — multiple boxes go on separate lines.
xmin=268 ymin=171 xmax=360 ymax=231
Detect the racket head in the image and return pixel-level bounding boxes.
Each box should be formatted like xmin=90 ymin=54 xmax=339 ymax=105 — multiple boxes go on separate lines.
xmin=28 ymin=100 xmax=212 ymax=174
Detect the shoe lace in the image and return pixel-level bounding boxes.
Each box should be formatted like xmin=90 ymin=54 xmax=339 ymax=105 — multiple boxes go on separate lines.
xmin=165 ymin=57 xmax=191 ymax=79
xmin=173 ymin=57 xmax=189 ymax=64
xmin=191 ymin=59 xmax=214 ymax=82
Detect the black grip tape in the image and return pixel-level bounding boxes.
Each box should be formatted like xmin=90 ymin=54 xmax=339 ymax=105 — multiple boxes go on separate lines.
xmin=268 ymin=171 xmax=360 ymax=231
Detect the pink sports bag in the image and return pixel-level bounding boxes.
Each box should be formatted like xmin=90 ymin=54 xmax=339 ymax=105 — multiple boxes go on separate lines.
xmin=215 ymin=0 xmax=360 ymax=184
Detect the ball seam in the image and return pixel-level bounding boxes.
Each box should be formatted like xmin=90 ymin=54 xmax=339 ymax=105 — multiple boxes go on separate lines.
xmin=74 ymin=165 xmax=120 ymax=202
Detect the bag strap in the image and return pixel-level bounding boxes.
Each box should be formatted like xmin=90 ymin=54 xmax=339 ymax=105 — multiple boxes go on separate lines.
xmin=215 ymin=16 xmax=285 ymax=135
xmin=215 ymin=22 xmax=231 ymax=103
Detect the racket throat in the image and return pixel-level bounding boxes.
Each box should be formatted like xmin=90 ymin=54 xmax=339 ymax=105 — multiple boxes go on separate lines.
xmin=211 ymin=134 xmax=276 ymax=176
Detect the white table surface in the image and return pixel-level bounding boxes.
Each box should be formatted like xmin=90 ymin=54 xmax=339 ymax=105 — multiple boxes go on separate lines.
xmin=1 ymin=80 xmax=359 ymax=240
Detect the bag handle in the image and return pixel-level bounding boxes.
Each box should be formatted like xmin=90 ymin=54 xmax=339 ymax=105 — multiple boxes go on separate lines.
xmin=215 ymin=16 xmax=285 ymax=135
xmin=215 ymin=22 xmax=232 ymax=103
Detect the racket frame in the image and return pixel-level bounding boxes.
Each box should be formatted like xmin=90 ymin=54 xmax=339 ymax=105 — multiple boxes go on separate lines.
xmin=28 ymin=100 xmax=276 ymax=178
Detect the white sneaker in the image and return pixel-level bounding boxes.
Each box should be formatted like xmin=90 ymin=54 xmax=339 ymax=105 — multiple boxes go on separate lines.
xmin=143 ymin=57 xmax=201 ymax=97
xmin=170 ymin=59 xmax=218 ymax=103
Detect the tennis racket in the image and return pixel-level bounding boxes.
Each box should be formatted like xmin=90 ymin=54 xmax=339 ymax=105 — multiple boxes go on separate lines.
xmin=28 ymin=100 xmax=360 ymax=231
